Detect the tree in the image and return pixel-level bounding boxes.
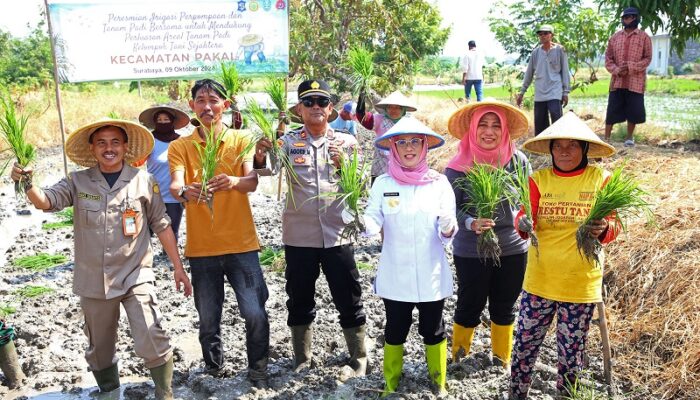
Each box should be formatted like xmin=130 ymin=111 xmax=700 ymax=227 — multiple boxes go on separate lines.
xmin=601 ymin=1 xmax=700 ymax=55
xmin=289 ymin=0 xmax=449 ymax=96
xmin=0 ymin=22 xmax=53 ymax=90
xmin=488 ymin=0 xmax=616 ymax=91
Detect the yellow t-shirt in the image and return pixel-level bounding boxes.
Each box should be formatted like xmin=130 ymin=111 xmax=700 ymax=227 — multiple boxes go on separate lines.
xmin=523 ymin=166 xmax=609 ymax=303
xmin=168 ymin=128 xmax=260 ymax=257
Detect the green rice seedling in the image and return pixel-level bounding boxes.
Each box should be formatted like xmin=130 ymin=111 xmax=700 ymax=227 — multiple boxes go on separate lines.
xmin=259 ymin=247 xmax=285 ymax=274
xmin=454 ymin=163 xmax=511 ymax=266
xmin=505 ymin=160 xmax=538 ymax=248
xmin=346 ymin=46 xmax=375 ymax=98
xmin=219 ymin=62 xmax=250 ymax=127
xmin=0 ymin=92 xmax=34 ymax=196
xmin=15 ymin=285 xmax=54 ymax=299
xmin=107 ymin=111 xmax=122 ymax=119
xmin=13 ymin=253 xmax=68 ymax=271
xmin=317 ymin=147 xmax=371 ymax=241
xmin=0 ymin=304 xmax=16 ymax=317
xmin=356 ymin=261 xmax=373 ymax=271
xmin=576 ymin=164 xmax=653 ymax=263
xmin=42 ymin=207 xmax=74 ymax=230
xmin=193 ymin=121 xmax=228 ymax=218
xmin=264 ymin=76 xmax=290 ymax=124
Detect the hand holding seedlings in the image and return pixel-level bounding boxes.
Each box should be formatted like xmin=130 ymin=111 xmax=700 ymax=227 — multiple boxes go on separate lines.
xmin=518 ymin=215 xmax=534 ymax=233
xmin=471 ymin=218 xmax=495 ymax=235
xmin=186 ymin=183 xmax=211 ymax=202
xmin=585 ymin=218 xmax=608 ymax=238
xmin=207 ymin=173 xmax=238 ymax=193
xmin=329 ymin=144 xmax=342 ymax=168
xmin=10 ymin=162 xmax=33 ymax=184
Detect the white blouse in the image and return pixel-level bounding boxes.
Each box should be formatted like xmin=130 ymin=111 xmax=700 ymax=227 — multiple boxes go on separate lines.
xmin=363 ymin=173 xmax=456 ymax=303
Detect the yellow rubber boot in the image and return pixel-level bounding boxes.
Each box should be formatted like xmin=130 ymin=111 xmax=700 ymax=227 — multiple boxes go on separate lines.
xmin=451 ymin=323 xmax=475 ymax=362
xmin=491 ymin=322 xmax=514 ymax=369
xmin=382 ymin=343 xmax=404 ymax=397
xmin=425 ymin=339 xmax=448 ymax=395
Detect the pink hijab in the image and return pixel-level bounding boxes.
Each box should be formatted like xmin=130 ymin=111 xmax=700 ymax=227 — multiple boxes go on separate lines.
xmin=446 ymin=106 xmax=515 ymax=171
xmin=387 ymin=135 xmax=440 ymax=186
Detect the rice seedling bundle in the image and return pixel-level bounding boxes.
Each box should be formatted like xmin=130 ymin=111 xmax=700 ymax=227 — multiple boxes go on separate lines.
xmin=505 ymin=159 xmax=538 ymax=248
xmin=576 ymin=164 xmax=653 ymax=263
xmin=42 ymin=207 xmax=74 ymax=230
xmin=16 ymin=285 xmax=55 ymax=299
xmin=264 ymin=76 xmax=290 ymax=125
xmin=13 ymin=253 xmax=68 ymax=271
xmin=455 ymin=163 xmax=511 ymax=266
xmin=193 ymin=121 xmax=228 ymax=217
xmin=346 ymin=46 xmax=375 ymax=97
xmin=244 ymin=98 xmax=296 ymax=181
xmin=0 ymin=93 xmax=34 ymax=196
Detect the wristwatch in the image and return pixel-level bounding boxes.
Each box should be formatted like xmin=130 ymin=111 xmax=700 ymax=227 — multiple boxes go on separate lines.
xmin=177 ymin=185 xmax=189 ymax=202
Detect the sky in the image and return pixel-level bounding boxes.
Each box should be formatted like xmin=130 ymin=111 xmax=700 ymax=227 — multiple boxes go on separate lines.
xmin=2 ymin=0 xmax=507 ymax=59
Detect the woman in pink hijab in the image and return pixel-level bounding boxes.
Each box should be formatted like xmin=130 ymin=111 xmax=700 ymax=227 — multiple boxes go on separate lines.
xmin=444 ymin=100 xmax=531 ymax=371
xmin=353 ymin=116 xmax=455 ymax=396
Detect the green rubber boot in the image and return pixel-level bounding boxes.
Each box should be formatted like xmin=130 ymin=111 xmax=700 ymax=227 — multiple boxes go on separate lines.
xmin=92 ymin=364 xmax=120 ymax=393
xmin=382 ymin=343 xmax=404 ymax=397
xmin=149 ymin=357 xmax=173 ymax=400
xmin=425 ymin=339 xmax=448 ymax=395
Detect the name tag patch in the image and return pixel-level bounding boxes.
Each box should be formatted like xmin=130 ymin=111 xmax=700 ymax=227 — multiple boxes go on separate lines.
xmin=78 ymin=192 xmax=101 ymax=201
xmin=383 ymin=192 xmax=399 ymax=197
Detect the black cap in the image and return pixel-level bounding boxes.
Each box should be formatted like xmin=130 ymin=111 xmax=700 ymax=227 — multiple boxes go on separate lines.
xmin=297 ymin=79 xmax=332 ymax=100
xmin=621 ymin=7 xmax=639 ymax=17
xmin=468 ymin=40 xmax=476 ymax=48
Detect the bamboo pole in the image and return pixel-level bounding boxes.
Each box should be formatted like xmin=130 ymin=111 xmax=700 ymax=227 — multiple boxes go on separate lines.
xmin=596 ymin=301 xmax=614 ymax=390
xmin=43 ymin=0 xmax=69 ymax=178
xmin=276 ymin=77 xmax=288 ymax=201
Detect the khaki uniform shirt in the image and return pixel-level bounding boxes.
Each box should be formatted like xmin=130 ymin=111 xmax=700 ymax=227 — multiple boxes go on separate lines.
xmin=268 ymin=127 xmax=359 ymax=248
xmin=44 ymin=165 xmax=171 ymax=299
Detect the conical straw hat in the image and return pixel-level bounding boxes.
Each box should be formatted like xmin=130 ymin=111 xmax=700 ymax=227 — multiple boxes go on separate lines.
xmin=447 ymin=99 xmax=529 ymax=140
xmin=138 ymin=105 xmax=190 ymax=130
xmin=522 ymin=111 xmax=616 ymax=158
xmin=375 ymin=116 xmax=445 ymax=150
xmin=66 ymin=119 xmax=154 ymax=167
xmin=375 ymin=91 xmax=417 ymax=112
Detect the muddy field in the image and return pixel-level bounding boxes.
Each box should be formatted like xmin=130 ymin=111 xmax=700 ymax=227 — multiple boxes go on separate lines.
xmin=0 ymin=145 xmax=618 ymax=400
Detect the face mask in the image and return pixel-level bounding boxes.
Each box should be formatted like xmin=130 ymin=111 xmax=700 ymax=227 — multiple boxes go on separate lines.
xmin=154 ymin=122 xmax=175 ymax=134
xmin=622 ymin=17 xmax=639 ymax=29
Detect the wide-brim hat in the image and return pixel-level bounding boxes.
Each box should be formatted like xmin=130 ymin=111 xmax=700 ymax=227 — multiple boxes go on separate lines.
xmin=447 ymin=99 xmax=530 ymax=140
xmin=239 ymin=33 xmax=263 ymax=46
xmin=287 ymin=104 xmax=338 ymax=124
xmin=537 ymin=24 xmax=554 ymax=34
xmin=375 ymin=116 xmax=444 ymax=151
xmin=375 ymin=91 xmax=417 ymax=113
xmin=522 ymin=111 xmax=616 ymax=158
xmin=138 ymin=106 xmax=190 ymax=130
xmin=66 ymin=119 xmax=154 ymax=167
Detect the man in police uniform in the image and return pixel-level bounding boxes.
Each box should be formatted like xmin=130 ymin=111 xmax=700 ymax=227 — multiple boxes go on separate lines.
xmin=10 ymin=120 xmax=192 ymax=400
xmin=254 ymin=79 xmax=368 ymax=380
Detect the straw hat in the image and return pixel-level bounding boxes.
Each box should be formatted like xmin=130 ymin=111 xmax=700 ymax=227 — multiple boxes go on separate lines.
xmin=522 ymin=111 xmax=616 ymax=158
xmin=375 ymin=91 xmax=417 ymax=113
xmin=287 ymin=104 xmax=338 ymax=124
xmin=238 ymin=34 xmax=263 ymax=46
xmin=375 ymin=116 xmax=445 ymax=150
xmin=66 ymin=119 xmax=154 ymax=167
xmin=447 ymin=99 xmax=529 ymax=140
xmin=138 ymin=105 xmax=190 ymax=130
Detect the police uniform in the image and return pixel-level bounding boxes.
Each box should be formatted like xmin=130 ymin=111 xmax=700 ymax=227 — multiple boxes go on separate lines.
xmin=43 ymin=165 xmax=173 ymax=371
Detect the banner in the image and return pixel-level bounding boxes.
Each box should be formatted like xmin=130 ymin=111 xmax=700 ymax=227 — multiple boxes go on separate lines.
xmin=47 ymin=0 xmax=289 ymax=82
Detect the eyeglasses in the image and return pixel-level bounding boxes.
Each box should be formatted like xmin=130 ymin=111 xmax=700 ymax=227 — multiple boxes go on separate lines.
xmin=301 ymin=97 xmax=331 ymax=108
xmin=395 ymin=138 xmax=424 ymax=149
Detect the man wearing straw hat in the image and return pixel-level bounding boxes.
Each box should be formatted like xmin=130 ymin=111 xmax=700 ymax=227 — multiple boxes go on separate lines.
xmin=10 ymin=119 xmax=192 ymax=399
xmin=168 ymin=78 xmax=270 ymax=386
xmin=517 ymin=24 xmax=570 ymax=136
xmin=254 ymin=79 xmax=368 ymax=380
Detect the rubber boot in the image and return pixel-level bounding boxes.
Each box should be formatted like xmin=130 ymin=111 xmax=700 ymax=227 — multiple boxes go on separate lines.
xmin=451 ymin=323 xmax=475 ymax=363
xmin=382 ymin=343 xmax=404 ymax=397
xmin=341 ymin=325 xmax=368 ymax=379
xmin=290 ymin=324 xmax=312 ymax=372
xmin=491 ymin=322 xmax=514 ymax=369
xmin=92 ymin=364 xmax=120 ymax=393
xmin=149 ymin=357 xmax=173 ymax=400
xmin=0 ymin=341 xmax=26 ymax=389
xmin=425 ymin=339 xmax=448 ymax=395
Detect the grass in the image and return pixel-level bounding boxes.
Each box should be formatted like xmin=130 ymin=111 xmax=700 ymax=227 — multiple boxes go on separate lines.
xmin=42 ymin=207 xmax=74 ymax=230
xmin=259 ymin=247 xmax=285 ymax=273
xmin=15 ymin=285 xmax=54 ymax=298
xmin=356 ymin=261 xmax=373 ymax=271
xmin=685 ymin=120 xmax=700 ymax=141
xmin=13 ymin=253 xmax=68 ymax=271
xmin=0 ymin=304 xmax=16 ymax=317
xmin=561 ymin=375 xmax=610 ymax=400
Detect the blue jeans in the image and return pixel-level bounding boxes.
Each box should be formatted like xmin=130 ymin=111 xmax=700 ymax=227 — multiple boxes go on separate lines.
xmin=464 ymin=79 xmax=483 ymax=101
xmin=189 ymin=251 xmax=269 ymax=373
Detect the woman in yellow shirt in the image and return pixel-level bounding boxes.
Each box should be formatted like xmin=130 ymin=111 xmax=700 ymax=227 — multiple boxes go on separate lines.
xmin=510 ymin=112 xmax=620 ymax=399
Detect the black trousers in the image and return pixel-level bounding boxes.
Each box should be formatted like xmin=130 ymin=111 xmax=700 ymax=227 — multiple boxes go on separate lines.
xmin=284 ymin=244 xmax=366 ymax=329
xmin=534 ymin=100 xmax=563 ymax=135
xmin=383 ymin=298 xmax=446 ymax=346
xmin=454 ymin=253 xmax=527 ymax=327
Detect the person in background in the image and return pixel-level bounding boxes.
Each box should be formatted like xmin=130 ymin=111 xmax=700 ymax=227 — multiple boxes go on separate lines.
xmin=138 ymin=106 xmax=190 ymax=243
xmin=462 ymin=40 xmax=485 ymax=102
xmin=330 ymin=101 xmax=358 ymax=136
xmin=354 ymin=116 xmax=455 ymax=395
xmin=510 ymin=112 xmax=620 ymax=398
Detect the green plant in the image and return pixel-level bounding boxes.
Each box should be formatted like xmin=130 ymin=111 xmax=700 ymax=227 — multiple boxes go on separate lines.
xmin=0 ymin=91 xmax=34 ymax=196
xmin=107 ymin=111 xmax=122 ymax=119
xmin=561 ymin=374 xmax=609 ymax=400
xmin=13 ymin=253 xmax=68 ymax=271
xmin=506 ymin=160 xmax=537 ymax=248
xmin=42 ymin=207 xmax=74 ymax=230
xmin=454 ymin=163 xmax=511 ymax=266
xmin=346 ymin=45 xmax=375 ymax=97
xmin=356 ymin=261 xmax=373 ymax=271
xmin=259 ymin=247 xmax=285 ymax=273
xmin=685 ymin=120 xmax=700 ymax=142
xmin=0 ymin=304 xmax=16 ymax=317
xmin=576 ymin=164 xmax=654 ymax=263
xmin=15 ymin=285 xmax=54 ymax=298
